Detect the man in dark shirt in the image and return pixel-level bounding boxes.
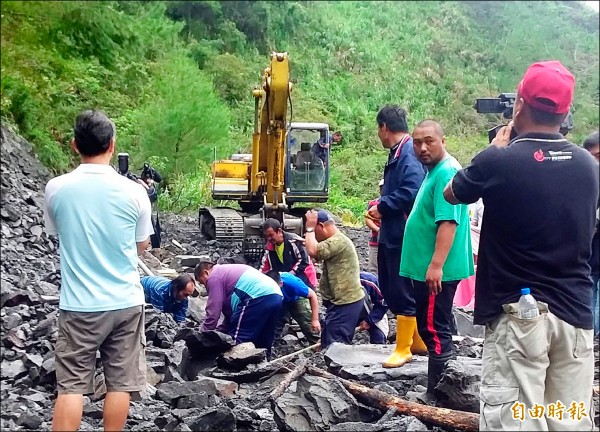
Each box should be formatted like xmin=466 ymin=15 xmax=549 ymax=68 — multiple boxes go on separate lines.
xmin=583 ymin=130 xmax=599 ymax=337
xmin=444 ymin=61 xmax=598 ymax=431
xmin=260 ymin=218 xmax=318 ymax=288
xmin=311 ymin=130 xmax=342 ymax=163
xmin=367 ymin=105 xmax=427 ymax=368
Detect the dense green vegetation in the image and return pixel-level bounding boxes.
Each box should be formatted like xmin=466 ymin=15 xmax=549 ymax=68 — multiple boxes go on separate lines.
xmin=2 ymin=1 xmax=598 ymax=223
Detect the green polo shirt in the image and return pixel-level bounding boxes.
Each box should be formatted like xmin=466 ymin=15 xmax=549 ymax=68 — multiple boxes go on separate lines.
xmin=400 ymin=156 xmax=474 ymax=282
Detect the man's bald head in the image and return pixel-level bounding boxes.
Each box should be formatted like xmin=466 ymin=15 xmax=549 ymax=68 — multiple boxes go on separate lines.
xmin=414 ymin=119 xmax=444 ymax=137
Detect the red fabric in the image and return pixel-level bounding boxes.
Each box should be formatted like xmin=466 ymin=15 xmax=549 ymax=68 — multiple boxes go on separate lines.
xmin=304 ymin=258 xmax=318 ymax=288
xmin=517 ymin=61 xmax=574 ymax=114
xmin=427 ymin=293 xmax=442 ymax=355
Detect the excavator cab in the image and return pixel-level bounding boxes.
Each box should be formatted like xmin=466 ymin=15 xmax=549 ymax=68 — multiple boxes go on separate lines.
xmin=285 ymin=122 xmax=330 ymax=203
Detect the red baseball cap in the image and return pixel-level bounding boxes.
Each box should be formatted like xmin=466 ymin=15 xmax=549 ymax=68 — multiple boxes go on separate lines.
xmin=517 ymin=61 xmax=575 ymax=114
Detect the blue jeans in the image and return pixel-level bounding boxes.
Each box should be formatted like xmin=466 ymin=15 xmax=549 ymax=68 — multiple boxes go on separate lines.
xmin=592 ymin=274 xmax=599 ymax=336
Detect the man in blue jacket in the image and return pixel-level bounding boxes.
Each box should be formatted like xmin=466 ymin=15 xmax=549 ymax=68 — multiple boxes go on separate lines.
xmin=368 ymin=105 xmax=427 ymax=367
xmin=357 ymin=271 xmax=389 ymax=344
xmin=141 ymin=274 xmax=199 ymax=323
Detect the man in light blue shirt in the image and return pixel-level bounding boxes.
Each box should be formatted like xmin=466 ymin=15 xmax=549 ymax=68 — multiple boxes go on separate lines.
xmin=44 ymin=110 xmax=153 ymax=431
xmin=266 ymin=271 xmax=321 ymax=344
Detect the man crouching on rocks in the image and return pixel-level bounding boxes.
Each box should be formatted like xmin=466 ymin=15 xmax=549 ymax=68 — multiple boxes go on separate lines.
xmin=303 ymin=209 xmax=365 ymax=349
xmin=194 ymin=261 xmax=283 ymax=359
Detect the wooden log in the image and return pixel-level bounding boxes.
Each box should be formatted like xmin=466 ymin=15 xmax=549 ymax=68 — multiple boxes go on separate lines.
xmin=307 ymin=366 xmax=479 ymax=432
xmin=268 ymin=342 xmax=320 ymax=364
xmin=269 ymin=359 xmax=308 ymax=401
xmin=251 ymin=360 xmax=308 ymax=409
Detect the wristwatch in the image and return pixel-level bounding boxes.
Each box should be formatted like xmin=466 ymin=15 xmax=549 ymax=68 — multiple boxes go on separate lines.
xmin=305 ymin=227 xmax=315 ymax=233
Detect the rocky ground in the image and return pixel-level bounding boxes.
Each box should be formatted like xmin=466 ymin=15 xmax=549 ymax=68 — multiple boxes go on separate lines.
xmin=1 ymin=123 xmax=599 ymax=431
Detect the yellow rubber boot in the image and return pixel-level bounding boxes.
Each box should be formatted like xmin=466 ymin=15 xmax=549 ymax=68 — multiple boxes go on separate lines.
xmin=411 ymin=327 xmax=428 ymax=355
xmin=382 ymin=315 xmax=415 ymax=368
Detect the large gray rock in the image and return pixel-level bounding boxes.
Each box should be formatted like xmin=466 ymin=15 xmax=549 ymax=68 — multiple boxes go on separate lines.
xmin=324 ymin=343 xmax=428 ymax=382
xmin=217 ymin=342 xmax=267 ymax=371
xmin=273 ymin=375 xmax=365 ymax=431
xmin=183 ymin=406 xmax=237 ymax=431
xmin=156 ymin=379 xmax=218 ymax=405
xmin=435 ymin=358 xmax=482 ymax=413
xmin=453 ymin=308 xmax=484 ymax=338
xmin=187 ymin=296 xmax=207 ymax=324
xmin=178 ymin=329 xmax=235 ymax=358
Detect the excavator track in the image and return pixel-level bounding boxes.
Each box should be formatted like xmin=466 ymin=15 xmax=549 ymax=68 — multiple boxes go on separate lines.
xmin=199 ymin=207 xmax=244 ymax=241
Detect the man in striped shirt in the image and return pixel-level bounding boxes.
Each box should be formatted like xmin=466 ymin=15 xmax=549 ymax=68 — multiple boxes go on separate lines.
xmin=140 ymin=274 xmax=198 ymax=323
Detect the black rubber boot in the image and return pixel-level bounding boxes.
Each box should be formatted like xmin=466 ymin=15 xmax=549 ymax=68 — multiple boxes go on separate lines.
xmin=427 ymin=351 xmax=456 ymax=396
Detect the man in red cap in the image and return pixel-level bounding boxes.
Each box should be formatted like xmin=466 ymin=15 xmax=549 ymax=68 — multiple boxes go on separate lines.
xmin=444 ymin=61 xmax=598 ymax=431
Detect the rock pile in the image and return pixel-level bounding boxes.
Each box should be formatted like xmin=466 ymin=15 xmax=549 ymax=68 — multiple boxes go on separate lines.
xmin=2 ymin=124 xmax=598 ymax=431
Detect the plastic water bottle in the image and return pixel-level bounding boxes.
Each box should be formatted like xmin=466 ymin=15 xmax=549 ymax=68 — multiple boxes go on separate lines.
xmin=518 ymin=288 xmax=540 ymax=319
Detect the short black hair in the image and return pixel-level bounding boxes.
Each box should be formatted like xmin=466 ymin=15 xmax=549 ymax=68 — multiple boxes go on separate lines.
xmin=262 ymin=218 xmax=282 ymax=233
xmin=525 ymin=102 xmax=567 ymax=127
xmin=265 ymin=270 xmax=282 ymax=285
xmin=376 ymin=105 xmax=408 ymax=133
xmin=194 ymin=261 xmax=214 ymax=280
xmin=73 ymin=110 xmax=115 ymax=157
xmin=583 ymin=130 xmax=599 ymax=150
xmin=172 ymin=274 xmax=194 ymax=294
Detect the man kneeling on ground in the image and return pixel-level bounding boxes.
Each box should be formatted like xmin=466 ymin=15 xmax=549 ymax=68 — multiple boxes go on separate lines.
xmin=304 ymin=209 xmax=365 ymax=349
xmin=194 ymin=261 xmax=283 ymax=358
xmin=140 ymin=274 xmax=199 ymax=324
xmin=357 ymin=271 xmax=389 ymax=344
xmin=266 ymin=270 xmax=321 ymax=344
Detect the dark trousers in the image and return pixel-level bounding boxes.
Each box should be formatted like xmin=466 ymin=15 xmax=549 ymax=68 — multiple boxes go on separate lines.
xmin=229 ymin=294 xmax=283 ymax=356
xmin=377 ymin=244 xmax=415 ymax=315
xmin=321 ymin=298 xmax=364 ymax=349
xmin=413 ymin=280 xmax=458 ymax=357
xmin=274 ymin=298 xmax=320 ymax=344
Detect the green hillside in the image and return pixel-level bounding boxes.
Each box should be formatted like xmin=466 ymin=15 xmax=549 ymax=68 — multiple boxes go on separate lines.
xmin=1 ymin=1 xmax=598 ymax=222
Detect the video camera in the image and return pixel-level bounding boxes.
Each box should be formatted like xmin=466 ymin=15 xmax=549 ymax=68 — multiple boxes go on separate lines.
xmin=118 ymin=153 xmax=162 ymax=183
xmin=475 ymin=93 xmax=574 ymax=143
xmin=117 ymin=153 xmax=162 ymax=202
xmin=117 ymin=153 xmax=163 ymax=248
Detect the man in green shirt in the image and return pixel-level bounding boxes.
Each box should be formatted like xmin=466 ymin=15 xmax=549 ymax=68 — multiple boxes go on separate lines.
xmin=400 ymin=119 xmax=474 ymax=399
xmin=304 ymin=209 xmax=365 ymax=349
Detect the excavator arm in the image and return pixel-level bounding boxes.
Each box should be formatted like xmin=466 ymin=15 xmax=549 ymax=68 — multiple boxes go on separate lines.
xmin=251 ymin=51 xmax=291 ymax=217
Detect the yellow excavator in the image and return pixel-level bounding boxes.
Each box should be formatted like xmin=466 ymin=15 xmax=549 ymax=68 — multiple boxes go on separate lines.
xmin=199 ymin=52 xmax=331 ymax=261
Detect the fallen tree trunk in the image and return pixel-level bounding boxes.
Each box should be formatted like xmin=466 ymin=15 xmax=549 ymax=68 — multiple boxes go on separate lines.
xmin=307 ymin=366 xmax=479 ymax=432
xmin=269 ymin=359 xmax=308 ymax=402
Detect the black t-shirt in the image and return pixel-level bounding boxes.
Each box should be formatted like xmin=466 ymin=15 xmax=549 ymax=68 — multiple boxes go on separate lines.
xmin=451 ymin=132 xmax=599 ymax=329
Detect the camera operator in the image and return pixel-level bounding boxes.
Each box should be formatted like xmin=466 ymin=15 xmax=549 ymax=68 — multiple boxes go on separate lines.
xmin=118 ymin=154 xmax=163 ymax=248
xmin=443 ymin=61 xmax=597 ymax=430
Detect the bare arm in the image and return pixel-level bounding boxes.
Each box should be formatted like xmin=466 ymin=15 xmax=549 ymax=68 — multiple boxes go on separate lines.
xmin=304 ymin=231 xmax=318 ymax=259
xmin=426 ymin=221 xmax=457 ymax=295
xmin=365 ymin=217 xmax=380 ymax=232
xmin=137 ymin=238 xmax=150 ymax=256
xmin=306 ymin=288 xmax=321 ymax=332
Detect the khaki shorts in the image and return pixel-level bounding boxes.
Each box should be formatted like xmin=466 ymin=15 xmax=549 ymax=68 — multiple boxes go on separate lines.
xmin=55 ymin=305 xmax=146 ymax=395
